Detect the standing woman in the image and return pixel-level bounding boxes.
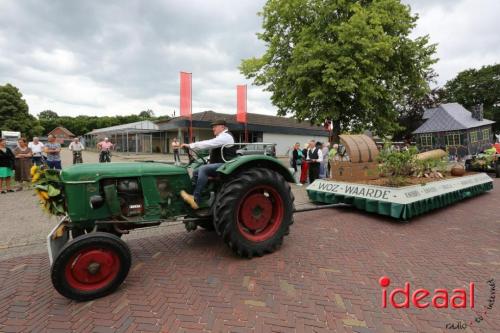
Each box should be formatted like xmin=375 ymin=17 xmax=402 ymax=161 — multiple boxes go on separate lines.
xmin=299 ymin=143 xmax=309 ymax=184
xmin=171 ymin=138 xmax=181 ymax=165
xmin=0 ymin=138 xmax=15 ymax=193
xmin=13 ymin=138 xmax=33 ymax=190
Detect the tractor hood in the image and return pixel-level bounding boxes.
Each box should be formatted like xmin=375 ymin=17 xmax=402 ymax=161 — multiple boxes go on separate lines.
xmin=60 ymin=162 xmax=187 ymax=183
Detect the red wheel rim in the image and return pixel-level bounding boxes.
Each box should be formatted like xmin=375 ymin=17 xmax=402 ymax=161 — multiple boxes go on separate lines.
xmin=64 ymin=247 xmax=121 ymax=292
xmin=237 ymin=185 xmax=284 ymax=242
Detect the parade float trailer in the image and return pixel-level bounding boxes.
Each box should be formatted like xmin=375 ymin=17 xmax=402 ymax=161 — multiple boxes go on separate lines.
xmin=307 ymin=135 xmax=494 ymax=220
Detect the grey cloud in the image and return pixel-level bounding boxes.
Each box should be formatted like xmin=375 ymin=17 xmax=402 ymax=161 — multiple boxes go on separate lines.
xmin=0 ymin=0 xmax=498 ymax=117
xmin=0 ymin=0 xmax=267 ymax=115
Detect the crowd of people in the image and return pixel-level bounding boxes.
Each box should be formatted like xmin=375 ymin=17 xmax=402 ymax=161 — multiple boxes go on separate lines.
xmin=0 ymin=135 xmax=63 ymax=193
xmin=0 ymin=135 xmax=114 ymax=194
xmin=288 ymin=140 xmax=342 ymax=186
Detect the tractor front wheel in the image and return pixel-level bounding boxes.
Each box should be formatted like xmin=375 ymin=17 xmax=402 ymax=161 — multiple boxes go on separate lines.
xmin=51 ymin=232 xmax=131 ymax=301
xmin=214 ymin=168 xmax=294 ymax=258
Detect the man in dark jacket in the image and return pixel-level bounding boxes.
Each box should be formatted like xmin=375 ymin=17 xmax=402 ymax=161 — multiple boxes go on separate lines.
xmin=180 ymin=120 xmax=236 ymax=209
xmin=306 ymin=141 xmax=323 ymax=183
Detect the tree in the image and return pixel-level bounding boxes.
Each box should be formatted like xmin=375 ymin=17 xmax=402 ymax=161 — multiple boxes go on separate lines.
xmin=444 ymin=64 xmax=500 ymax=133
xmin=394 ymin=86 xmax=444 ymax=141
xmin=240 ymin=0 xmax=437 ymax=139
xmin=139 ymin=109 xmax=155 ymax=119
xmin=38 ymin=110 xmax=59 ymax=121
xmin=0 ymin=83 xmax=37 ymax=137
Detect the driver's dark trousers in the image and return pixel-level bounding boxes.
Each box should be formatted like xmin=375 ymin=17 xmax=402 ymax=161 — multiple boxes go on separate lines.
xmin=192 ymin=163 xmax=223 ymax=204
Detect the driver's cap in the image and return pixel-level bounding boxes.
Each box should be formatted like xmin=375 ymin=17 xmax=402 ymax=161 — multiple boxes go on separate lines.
xmin=210 ymin=119 xmax=226 ymax=127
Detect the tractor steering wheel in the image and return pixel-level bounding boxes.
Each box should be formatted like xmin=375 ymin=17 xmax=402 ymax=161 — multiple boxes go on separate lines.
xmin=184 ymin=146 xmax=208 ymax=165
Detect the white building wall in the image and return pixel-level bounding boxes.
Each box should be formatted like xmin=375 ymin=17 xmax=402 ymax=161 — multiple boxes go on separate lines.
xmin=262 ymin=133 xmax=328 ymax=156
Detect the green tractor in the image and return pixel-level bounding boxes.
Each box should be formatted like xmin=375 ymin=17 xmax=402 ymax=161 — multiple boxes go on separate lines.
xmin=43 ymin=147 xmax=295 ymax=301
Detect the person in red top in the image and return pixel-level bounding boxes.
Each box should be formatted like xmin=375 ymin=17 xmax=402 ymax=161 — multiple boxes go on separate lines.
xmin=494 ymin=142 xmax=500 ymax=154
xmin=97 ymin=137 xmax=114 ymax=163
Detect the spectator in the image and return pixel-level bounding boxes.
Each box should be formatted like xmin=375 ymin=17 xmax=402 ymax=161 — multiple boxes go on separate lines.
xmin=0 ymin=138 xmax=15 ymax=193
xmin=44 ymin=135 xmax=62 ymax=169
xmin=69 ymin=137 xmax=85 ymax=164
xmin=328 ymin=143 xmax=338 ymax=176
xmin=13 ymin=138 xmax=33 ymax=190
xmin=300 ymin=143 xmax=309 ymax=184
xmin=171 ymin=138 xmax=181 ymax=165
xmin=28 ymin=137 xmax=45 ymax=166
xmin=306 ymin=140 xmax=323 ymax=183
xmin=291 ymin=142 xmax=303 ymax=185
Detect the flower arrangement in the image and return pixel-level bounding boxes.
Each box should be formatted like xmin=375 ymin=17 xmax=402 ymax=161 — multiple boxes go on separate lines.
xmin=31 ymin=165 xmax=66 ymax=216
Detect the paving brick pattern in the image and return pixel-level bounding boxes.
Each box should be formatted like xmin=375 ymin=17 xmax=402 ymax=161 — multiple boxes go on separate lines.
xmin=0 ymin=179 xmax=499 ymax=332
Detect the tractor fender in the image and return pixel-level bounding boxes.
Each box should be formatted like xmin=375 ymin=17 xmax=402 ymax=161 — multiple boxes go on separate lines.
xmin=216 ymin=155 xmax=295 ymax=182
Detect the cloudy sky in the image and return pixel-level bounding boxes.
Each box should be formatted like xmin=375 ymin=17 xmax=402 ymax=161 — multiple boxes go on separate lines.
xmin=0 ymin=0 xmax=498 ymax=118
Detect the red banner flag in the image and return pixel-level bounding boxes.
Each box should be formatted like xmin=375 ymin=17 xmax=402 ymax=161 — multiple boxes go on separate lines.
xmin=180 ymin=72 xmax=192 ymax=119
xmin=236 ymin=85 xmax=247 ymax=123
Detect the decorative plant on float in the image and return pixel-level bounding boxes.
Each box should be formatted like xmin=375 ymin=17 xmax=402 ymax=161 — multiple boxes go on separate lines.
xmin=377 ymin=144 xmax=449 ymax=187
xmin=31 ymin=165 xmax=66 ymax=216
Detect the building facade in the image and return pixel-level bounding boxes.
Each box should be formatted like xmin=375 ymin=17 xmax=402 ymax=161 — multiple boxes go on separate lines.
xmin=413 ymin=103 xmax=495 ymax=157
xmin=156 ymin=111 xmax=329 ymax=156
xmin=85 ymin=112 xmax=329 ymax=156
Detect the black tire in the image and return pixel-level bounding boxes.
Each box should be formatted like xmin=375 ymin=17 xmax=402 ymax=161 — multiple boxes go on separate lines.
xmin=51 ymin=232 xmax=131 ymax=301
xmin=496 ymin=161 xmax=500 ymax=178
xmin=214 ymin=168 xmax=294 ymax=258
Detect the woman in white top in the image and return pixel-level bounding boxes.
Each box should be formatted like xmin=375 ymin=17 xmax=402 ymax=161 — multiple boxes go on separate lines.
xmin=28 ymin=137 xmax=45 ymax=166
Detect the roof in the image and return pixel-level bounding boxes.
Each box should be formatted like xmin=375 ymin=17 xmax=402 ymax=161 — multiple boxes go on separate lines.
xmin=87 ymin=120 xmax=159 ymax=135
xmin=48 ymin=126 xmax=75 ymax=137
xmin=422 ymin=107 xmax=437 ymax=120
xmin=158 ymin=111 xmax=326 ymax=132
xmin=413 ymin=103 xmax=495 ymax=134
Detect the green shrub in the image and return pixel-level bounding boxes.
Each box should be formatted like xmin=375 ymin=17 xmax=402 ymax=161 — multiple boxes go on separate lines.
xmin=377 ymin=145 xmax=418 ymax=186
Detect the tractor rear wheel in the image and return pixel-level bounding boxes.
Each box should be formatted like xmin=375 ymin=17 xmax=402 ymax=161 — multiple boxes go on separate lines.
xmin=51 ymin=232 xmax=131 ymax=301
xmin=496 ymin=161 xmax=500 ymax=178
xmin=214 ymin=168 xmax=294 ymax=258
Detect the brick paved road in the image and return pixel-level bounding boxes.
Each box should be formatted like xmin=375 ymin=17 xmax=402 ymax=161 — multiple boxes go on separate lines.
xmin=0 ymin=163 xmax=498 ymax=331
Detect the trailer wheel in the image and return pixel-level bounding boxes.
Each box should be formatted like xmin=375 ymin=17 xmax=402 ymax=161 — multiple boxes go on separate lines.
xmin=214 ymin=168 xmax=294 ymax=258
xmin=51 ymin=232 xmax=131 ymax=301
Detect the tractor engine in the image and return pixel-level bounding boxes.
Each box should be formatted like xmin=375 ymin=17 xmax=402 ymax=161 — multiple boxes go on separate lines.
xmin=101 ymin=178 xmax=144 ymax=218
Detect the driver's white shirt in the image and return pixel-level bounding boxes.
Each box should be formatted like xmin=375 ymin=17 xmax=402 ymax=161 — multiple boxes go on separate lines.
xmin=188 ymin=129 xmax=234 ymax=150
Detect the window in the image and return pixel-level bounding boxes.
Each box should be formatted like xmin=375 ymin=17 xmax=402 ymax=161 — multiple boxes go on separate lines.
xmin=420 ymin=134 xmax=432 ymax=147
xmin=446 ymin=133 xmax=461 ymax=146
xmin=470 ymin=131 xmax=478 ymax=143
xmin=482 ymin=128 xmax=490 ymax=141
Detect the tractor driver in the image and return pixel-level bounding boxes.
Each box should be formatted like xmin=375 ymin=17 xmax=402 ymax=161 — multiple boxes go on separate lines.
xmin=180 ymin=119 xmax=236 ymax=209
